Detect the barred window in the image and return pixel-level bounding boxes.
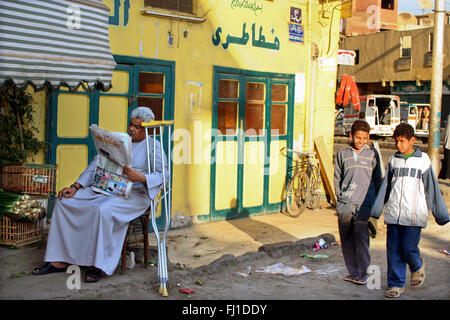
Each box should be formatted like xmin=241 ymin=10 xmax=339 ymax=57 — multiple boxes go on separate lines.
xmin=144 ymin=0 xmax=193 ymax=14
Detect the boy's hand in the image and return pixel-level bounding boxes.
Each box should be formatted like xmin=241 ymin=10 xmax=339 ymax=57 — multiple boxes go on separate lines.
xmin=368 ymin=217 xmax=378 ymax=238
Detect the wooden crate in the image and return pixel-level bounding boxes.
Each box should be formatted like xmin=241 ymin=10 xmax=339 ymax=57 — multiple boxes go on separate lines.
xmin=0 ymin=216 xmax=44 ymax=247
xmin=0 ymin=162 xmax=17 ymax=189
xmin=2 ymin=164 xmax=57 ymax=195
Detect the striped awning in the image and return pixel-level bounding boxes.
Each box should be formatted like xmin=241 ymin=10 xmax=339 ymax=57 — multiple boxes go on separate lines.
xmin=0 ymin=0 xmax=116 ymax=91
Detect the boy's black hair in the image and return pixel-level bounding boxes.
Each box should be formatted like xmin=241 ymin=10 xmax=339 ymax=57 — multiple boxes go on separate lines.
xmin=393 ymin=123 xmax=415 ymax=140
xmin=351 ymin=120 xmax=370 ymax=135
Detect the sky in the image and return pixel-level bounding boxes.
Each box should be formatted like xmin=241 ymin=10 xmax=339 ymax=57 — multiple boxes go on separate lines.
xmin=397 ymin=0 xmax=450 ymax=15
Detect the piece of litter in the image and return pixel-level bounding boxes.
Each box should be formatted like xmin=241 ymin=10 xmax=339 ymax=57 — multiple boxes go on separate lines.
xmin=179 ymin=288 xmax=195 ymax=294
xmin=255 ymin=263 xmax=311 ymax=276
xmin=195 ymin=280 xmax=204 ymax=286
xmin=314 ymin=267 xmax=343 ymax=275
xmin=176 ymin=263 xmax=185 ymax=270
xmin=313 ymin=238 xmax=328 ymax=251
xmin=301 ymin=253 xmax=330 ymax=259
xmin=237 ymin=266 xmax=252 ymax=277
xmin=439 ymin=249 xmax=449 ymax=255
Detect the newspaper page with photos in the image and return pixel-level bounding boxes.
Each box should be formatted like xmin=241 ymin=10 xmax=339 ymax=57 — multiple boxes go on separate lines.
xmin=89 ymin=125 xmax=133 ymax=198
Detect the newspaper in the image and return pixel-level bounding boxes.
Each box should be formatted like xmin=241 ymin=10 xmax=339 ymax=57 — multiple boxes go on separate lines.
xmin=89 ymin=125 xmax=133 ymax=198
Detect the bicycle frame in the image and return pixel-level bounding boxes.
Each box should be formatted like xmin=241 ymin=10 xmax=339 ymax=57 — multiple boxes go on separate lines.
xmin=281 ymin=147 xmax=322 ymax=215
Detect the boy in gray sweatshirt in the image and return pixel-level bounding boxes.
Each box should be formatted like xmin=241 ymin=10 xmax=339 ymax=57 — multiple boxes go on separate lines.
xmin=334 ymin=120 xmax=382 ymax=284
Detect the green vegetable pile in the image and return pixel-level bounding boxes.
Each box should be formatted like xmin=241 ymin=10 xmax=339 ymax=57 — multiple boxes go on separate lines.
xmin=0 ymin=190 xmax=45 ymax=222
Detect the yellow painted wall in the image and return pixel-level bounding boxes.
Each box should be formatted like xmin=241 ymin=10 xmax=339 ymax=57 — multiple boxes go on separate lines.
xmin=26 ymin=0 xmax=342 ymax=219
xmin=104 ymin=0 xmax=341 ymax=218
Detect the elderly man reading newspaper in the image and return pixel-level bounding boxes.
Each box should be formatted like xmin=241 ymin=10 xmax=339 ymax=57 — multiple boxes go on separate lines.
xmin=32 ymin=107 xmax=169 ymax=282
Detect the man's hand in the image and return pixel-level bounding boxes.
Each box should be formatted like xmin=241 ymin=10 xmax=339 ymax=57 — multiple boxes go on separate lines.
xmin=58 ymin=186 xmax=77 ymax=200
xmin=58 ymin=183 xmax=81 ymax=199
xmin=123 ymin=166 xmax=146 ymax=183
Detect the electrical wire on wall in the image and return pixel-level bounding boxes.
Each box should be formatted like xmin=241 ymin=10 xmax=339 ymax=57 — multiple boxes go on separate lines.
xmin=318 ymin=0 xmax=352 ymax=58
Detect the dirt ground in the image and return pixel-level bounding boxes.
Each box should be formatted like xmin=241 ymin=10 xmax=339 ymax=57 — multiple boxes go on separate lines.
xmin=0 ymin=200 xmax=449 ymax=301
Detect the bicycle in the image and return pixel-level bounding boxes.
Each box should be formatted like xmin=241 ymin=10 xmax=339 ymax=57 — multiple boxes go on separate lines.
xmin=280 ymin=147 xmax=322 ymax=217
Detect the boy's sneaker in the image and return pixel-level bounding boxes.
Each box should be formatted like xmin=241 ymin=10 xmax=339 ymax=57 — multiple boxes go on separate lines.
xmin=352 ymin=275 xmax=367 ymax=285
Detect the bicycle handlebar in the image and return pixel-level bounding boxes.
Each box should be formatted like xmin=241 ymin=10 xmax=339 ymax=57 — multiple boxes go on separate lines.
xmin=280 ymin=146 xmax=316 ymax=158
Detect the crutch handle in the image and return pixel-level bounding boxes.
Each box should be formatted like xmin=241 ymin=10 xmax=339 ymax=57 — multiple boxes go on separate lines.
xmin=142 ymin=120 xmax=174 ymax=127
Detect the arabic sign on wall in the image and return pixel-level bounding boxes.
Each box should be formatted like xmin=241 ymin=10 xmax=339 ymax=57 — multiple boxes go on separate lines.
xmin=212 ymin=23 xmax=280 ymax=50
xmin=337 ymin=50 xmax=356 ymax=66
xmin=289 ymin=7 xmax=303 ymax=43
xmin=288 ymin=23 xmax=303 ymax=43
xmin=230 ymin=0 xmax=264 ymax=16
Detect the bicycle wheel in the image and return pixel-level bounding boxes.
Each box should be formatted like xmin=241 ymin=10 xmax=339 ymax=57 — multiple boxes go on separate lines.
xmin=308 ymin=165 xmax=322 ymax=210
xmin=285 ymin=171 xmax=309 ymax=217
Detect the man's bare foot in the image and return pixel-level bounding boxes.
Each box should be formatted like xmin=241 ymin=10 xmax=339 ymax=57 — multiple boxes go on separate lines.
xmin=50 ymin=262 xmax=67 ymax=268
xmin=84 ymin=267 xmax=102 ymax=282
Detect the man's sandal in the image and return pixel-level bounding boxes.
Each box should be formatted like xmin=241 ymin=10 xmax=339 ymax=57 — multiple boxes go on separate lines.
xmin=84 ymin=267 xmax=101 ymax=283
xmin=32 ymin=262 xmax=67 ymax=275
xmin=411 ymin=257 xmax=425 ymax=287
xmin=385 ymin=287 xmax=404 ymax=298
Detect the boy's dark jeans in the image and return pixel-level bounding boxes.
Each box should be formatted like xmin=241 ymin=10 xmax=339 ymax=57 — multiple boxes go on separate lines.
xmin=336 ymin=201 xmax=371 ymax=277
xmin=386 ymin=224 xmax=422 ymax=288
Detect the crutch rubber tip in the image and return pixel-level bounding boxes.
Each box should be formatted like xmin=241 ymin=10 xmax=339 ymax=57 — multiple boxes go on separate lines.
xmin=159 ymin=286 xmax=168 ymax=297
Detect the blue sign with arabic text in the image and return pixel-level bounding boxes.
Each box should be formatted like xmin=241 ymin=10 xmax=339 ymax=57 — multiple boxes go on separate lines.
xmin=288 ymin=23 xmax=303 ymax=43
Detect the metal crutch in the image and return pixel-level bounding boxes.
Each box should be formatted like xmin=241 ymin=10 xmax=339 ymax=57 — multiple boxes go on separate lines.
xmin=143 ymin=120 xmax=173 ymax=297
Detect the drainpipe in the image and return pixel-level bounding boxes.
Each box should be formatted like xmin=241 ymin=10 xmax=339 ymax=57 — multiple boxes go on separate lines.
xmin=306 ymin=0 xmax=316 ymax=152
xmin=309 ymin=58 xmax=316 ymax=152
xmin=427 ymin=0 xmax=446 ymax=175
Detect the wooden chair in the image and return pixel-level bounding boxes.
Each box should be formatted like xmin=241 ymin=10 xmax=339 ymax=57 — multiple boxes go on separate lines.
xmin=120 ymin=209 xmax=150 ymax=274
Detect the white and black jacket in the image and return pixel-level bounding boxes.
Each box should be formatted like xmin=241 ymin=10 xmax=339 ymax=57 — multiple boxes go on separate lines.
xmin=370 ymin=148 xmax=449 ymax=228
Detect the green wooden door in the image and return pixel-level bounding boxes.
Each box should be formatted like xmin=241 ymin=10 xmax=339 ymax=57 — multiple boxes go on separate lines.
xmin=210 ymin=67 xmax=294 ymax=221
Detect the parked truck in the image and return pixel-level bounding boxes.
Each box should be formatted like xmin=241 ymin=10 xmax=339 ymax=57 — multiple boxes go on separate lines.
xmin=400 ymin=102 xmax=430 ymax=143
xmin=335 ymin=94 xmax=401 ymax=138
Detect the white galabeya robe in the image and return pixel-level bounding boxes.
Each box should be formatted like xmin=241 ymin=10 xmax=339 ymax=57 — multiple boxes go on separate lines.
xmin=44 ymin=137 xmax=168 ymax=275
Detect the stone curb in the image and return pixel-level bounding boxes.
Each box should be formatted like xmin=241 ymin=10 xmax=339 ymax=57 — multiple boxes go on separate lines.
xmin=258 ymin=233 xmax=336 ymax=258
xmin=191 ymin=233 xmax=336 ymax=276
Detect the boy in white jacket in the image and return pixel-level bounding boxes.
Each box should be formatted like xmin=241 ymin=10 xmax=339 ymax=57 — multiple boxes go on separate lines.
xmin=370 ymin=123 xmax=449 ymax=298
